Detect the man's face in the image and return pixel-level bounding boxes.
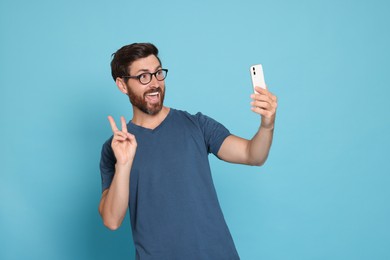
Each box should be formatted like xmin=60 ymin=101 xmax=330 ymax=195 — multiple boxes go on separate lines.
xmin=124 ymin=55 xmax=166 ymax=115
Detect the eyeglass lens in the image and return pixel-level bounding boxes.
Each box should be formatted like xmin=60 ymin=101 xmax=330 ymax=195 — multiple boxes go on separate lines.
xmin=140 ymin=70 xmax=167 ymax=84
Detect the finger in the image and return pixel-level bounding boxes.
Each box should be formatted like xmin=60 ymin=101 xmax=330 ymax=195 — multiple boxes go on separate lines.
xmin=254 ymin=86 xmax=268 ymax=94
xmin=251 ymin=101 xmax=271 ymax=110
xmin=251 ymin=97 xmax=276 ymax=109
xmin=251 ymin=106 xmax=266 ymax=115
xmin=126 ymin=132 xmax=135 ymax=139
xmin=254 ymin=87 xmax=277 ymax=101
xmin=251 ymin=91 xmax=267 ymax=100
xmin=121 ymin=116 xmax=128 ymax=133
xmin=113 ymin=135 xmax=127 ymax=142
xmin=127 ymin=133 xmax=137 ymax=145
xmin=108 ymin=116 xmax=119 ymax=132
xmin=112 ymin=131 xmax=126 ymax=140
xmin=252 ymin=93 xmax=277 ymax=107
xmin=112 ymin=133 xmax=127 ymax=145
xmin=251 ymin=89 xmax=271 ymax=98
xmin=251 ymin=94 xmax=271 ymax=102
xmin=251 ymin=106 xmax=275 ymax=118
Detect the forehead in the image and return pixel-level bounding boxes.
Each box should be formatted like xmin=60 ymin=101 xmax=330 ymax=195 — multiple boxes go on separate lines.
xmin=129 ymin=55 xmax=161 ymax=74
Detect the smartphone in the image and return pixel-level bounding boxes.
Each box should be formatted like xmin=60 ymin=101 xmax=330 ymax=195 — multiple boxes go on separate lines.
xmin=250 ymin=64 xmax=266 ymax=93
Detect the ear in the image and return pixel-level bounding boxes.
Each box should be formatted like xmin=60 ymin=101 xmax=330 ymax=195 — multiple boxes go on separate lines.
xmin=115 ymin=77 xmax=129 ymax=95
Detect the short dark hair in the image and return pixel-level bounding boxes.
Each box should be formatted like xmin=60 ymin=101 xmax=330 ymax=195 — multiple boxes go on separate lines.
xmin=110 ymin=43 xmax=161 ymax=81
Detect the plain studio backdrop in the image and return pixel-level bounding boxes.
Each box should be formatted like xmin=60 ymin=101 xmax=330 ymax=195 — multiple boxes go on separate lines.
xmin=1 ymin=0 xmax=389 ymax=259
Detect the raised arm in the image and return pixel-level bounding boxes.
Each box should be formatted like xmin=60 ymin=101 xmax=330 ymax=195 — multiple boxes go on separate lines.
xmin=99 ymin=116 xmax=137 ymax=230
xmin=218 ymin=87 xmax=277 ymax=166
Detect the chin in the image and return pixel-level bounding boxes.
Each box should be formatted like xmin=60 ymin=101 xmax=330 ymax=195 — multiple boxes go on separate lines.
xmin=144 ymin=104 xmax=163 ymax=115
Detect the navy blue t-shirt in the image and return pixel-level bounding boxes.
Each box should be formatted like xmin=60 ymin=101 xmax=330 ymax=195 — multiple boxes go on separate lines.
xmin=100 ymin=108 xmax=240 ymax=260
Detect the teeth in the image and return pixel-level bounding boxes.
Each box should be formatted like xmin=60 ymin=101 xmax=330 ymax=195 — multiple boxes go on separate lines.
xmin=147 ymin=92 xmax=159 ymax=96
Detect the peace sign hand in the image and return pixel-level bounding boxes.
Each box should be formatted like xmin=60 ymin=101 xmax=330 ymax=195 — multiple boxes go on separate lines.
xmin=108 ymin=116 xmax=137 ymax=166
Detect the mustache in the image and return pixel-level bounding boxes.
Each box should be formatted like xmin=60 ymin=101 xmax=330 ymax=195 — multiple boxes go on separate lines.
xmin=144 ymin=87 xmax=162 ymax=96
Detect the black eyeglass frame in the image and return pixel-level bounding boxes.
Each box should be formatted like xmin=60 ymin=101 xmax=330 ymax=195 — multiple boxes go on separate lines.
xmin=121 ymin=69 xmax=168 ymax=85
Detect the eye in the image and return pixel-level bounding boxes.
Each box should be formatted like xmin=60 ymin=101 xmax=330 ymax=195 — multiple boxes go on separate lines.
xmin=139 ymin=73 xmax=149 ymax=80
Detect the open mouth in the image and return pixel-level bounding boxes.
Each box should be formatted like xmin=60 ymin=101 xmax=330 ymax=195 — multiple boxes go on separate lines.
xmin=145 ymin=91 xmax=160 ymax=104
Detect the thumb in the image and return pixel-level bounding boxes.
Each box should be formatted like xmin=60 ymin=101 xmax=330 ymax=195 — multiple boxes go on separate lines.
xmin=127 ymin=133 xmax=137 ymax=144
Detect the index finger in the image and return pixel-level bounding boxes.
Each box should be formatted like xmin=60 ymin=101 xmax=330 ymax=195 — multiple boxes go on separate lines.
xmin=121 ymin=116 xmax=128 ymax=133
xmin=108 ymin=116 xmax=119 ymax=133
xmin=254 ymin=86 xmax=269 ymax=95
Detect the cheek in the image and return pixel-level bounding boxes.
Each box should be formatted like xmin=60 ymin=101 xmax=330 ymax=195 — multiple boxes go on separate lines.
xmin=126 ymin=84 xmax=142 ymax=96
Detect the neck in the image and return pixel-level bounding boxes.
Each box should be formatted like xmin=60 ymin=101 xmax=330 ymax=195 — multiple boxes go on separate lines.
xmin=131 ymin=106 xmax=170 ymax=129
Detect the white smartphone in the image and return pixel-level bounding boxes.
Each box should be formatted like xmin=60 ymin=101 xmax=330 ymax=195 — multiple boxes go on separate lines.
xmin=250 ymin=64 xmax=266 ymax=93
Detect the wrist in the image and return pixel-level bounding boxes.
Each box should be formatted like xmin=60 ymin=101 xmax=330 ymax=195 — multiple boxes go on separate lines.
xmin=260 ymin=116 xmax=275 ymax=131
xmin=260 ymin=123 xmax=274 ymax=131
xmin=115 ymin=161 xmax=132 ymax=172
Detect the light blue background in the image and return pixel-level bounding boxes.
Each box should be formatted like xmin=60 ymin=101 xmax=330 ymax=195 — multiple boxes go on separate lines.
xmin=1 ymin=0 xmax=389 ymax=259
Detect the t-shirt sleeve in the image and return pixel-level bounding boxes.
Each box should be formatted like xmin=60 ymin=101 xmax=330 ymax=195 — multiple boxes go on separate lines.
xmin=99 ymin=137 xmax=116 ymax=192
xmin=195 ymin=112 xmax=231 ymax=156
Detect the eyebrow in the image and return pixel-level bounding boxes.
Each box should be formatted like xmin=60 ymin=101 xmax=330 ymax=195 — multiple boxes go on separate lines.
xmin=133 ymin=65 xmax=162 ymax=75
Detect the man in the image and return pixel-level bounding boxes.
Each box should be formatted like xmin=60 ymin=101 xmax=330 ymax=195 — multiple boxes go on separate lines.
xmin=99 ymin=43 xmax=277 ymax=259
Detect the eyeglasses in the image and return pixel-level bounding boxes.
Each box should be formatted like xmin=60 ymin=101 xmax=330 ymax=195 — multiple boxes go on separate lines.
xmin=122 ymin=69 xmax=168 ymax=85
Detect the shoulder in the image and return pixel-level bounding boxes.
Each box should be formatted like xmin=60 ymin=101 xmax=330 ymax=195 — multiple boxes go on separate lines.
xmin=100 ymin=136 xmax=114 ymax=157
xmin=102 ymin=135 xmax=113 ymax=148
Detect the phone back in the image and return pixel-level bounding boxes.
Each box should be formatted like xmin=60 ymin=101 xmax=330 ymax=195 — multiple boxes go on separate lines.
xmin=250 ymin=64 xmax=266 ymax=92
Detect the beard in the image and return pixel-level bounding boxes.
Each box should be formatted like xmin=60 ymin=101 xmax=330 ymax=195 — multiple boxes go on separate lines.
xmin=127 ymin=86 xmax=165 ymax=115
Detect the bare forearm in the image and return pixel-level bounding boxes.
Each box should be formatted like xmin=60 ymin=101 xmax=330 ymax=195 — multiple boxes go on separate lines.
xmin=99 ymin=163 xmax=132 ymax=230
xmin=247 ymin=125 xmax=274 ymax=166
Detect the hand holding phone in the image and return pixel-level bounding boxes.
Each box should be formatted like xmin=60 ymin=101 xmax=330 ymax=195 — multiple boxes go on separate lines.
xmin=250 ymin=64 xmax=266 ymax=93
